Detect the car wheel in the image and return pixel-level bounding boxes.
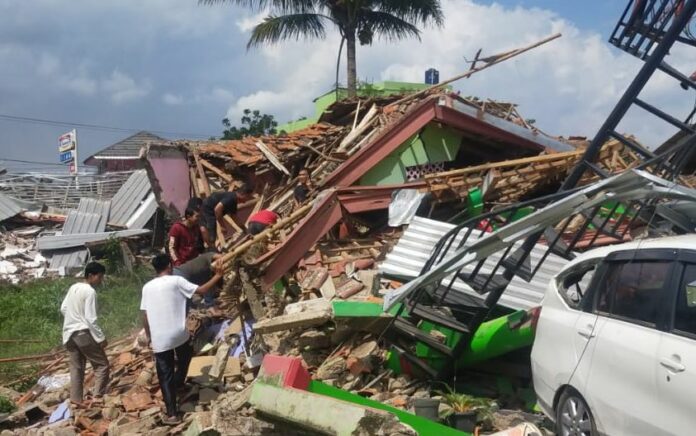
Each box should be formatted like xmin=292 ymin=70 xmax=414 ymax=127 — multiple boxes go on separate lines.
xmin=555 ymin=388 xmax=597 ymax=436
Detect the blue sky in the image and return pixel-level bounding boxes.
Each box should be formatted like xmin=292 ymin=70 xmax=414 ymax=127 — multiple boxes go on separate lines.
xmin=482 ymin=1 xmax=627 ymax=34
xmin=0 ymin=0 xmax=690 ymax=173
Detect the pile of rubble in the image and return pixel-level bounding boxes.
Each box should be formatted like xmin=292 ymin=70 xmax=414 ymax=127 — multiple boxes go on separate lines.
xmin=5 ymin=38 xmax=688 ymax=435
xmin=0 ymin=226 xmax=51 ymax=283
xmin=0 ymin=170 xmax=159 ymax=283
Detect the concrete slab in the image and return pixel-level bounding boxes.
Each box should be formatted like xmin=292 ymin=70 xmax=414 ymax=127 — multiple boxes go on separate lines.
xmin=250 ymin=382 xmax=417 ymax=436
xmin=254 ymin=308 xmax=332 ymax=334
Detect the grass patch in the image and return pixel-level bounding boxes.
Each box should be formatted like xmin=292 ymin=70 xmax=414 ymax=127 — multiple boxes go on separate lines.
xmin=0 ymin=268 xmax=152 ymax=387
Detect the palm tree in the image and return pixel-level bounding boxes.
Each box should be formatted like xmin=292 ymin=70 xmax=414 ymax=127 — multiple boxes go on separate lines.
xmin=202 ymin=0 xmax=444 ymax=98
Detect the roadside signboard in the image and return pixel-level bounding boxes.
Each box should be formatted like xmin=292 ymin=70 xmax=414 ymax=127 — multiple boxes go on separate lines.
xmin=58 ymin=129 xmax=78 ymax=175
xmin=59 ymin=150 xmax=74 ymax=163
xmin=58 ymin=130 xmax=76 ymax=152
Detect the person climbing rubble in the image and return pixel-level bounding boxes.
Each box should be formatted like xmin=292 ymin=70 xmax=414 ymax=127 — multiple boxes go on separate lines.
xmin=246 ymin=209 xmax=279 ymax=235
xmin=199 ymin=183 xmax=254 ymax=249
xmin=173 ymin=251 xmax=223 ymax=306
xmin=60 ymin=261 xmax=110 ymax=406
xmin=293 ymin=168 xmax=314 ymax=208
xmin=140 ymin=253 xmax=224 ymax=425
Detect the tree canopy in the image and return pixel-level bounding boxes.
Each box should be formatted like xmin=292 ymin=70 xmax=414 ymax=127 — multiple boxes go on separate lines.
xmin=222 ymin=109 xmax=278 ymax=139
xmin=203 ymin=0 xmax=443 ymax=97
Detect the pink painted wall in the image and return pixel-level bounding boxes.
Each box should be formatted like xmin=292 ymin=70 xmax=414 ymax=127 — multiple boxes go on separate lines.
xmin=145 ymin=148 xmax=191 ymax=217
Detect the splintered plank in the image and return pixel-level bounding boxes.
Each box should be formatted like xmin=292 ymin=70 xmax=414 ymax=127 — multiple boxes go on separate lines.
xmin=200 ymin=158 xmax=232 ymax=182
xmin=255 ymin=140 xmax=291 ymax=176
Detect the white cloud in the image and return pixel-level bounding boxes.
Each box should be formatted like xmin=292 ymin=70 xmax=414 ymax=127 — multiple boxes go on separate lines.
xmin=227 ymin=0 xmax=692 ymax=148
xmin=101 ymin=70 xmax=151 ymax=104
xmin=236 ymin=11 xmax=268 ymax=33
xmin=163 ymin=92 xmax=184 ymax=105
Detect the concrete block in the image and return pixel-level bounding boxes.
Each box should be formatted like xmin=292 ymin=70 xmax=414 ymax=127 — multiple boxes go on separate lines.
xmin=254 ymin=308 xmax=331 ymax=334
xmin=315 ymin=355 xmax=347 ymax=381
xmin=249 ymin=383 xmax=416 ymax=436
xmin=224 ymin=357 xmax=241 ymax=380
xmin=208 ymin=343 xmax=231 ymax=380
xmin=187 ymin=356 xmax=216 ymax=384
xmin=183 ymin=411 xmax=220 ymax=436
xmin=320 ymin=275 xmax=336 ymax=300
xmin=298 ymin=330 xmax=331 ymax=350
xmin=282 ymin=298 xmax=331 ymax=315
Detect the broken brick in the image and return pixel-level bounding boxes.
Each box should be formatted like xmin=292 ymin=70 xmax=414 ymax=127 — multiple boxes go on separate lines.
xmin=121 ymin=386 xmax=154 ymax=412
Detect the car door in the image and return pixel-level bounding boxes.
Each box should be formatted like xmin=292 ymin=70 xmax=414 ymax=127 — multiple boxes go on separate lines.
xmin=531 ymin=258 xmax=601 ymax=410
xmin=655 ymin=259 xmax=696 ymax=435
xmin=576 ymin=253 xmax=674 ymax=436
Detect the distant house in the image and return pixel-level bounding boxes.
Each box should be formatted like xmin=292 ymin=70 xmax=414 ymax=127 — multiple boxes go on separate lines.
xmin=277 ymin=81 xmax=445 ymax=134
xmin=84 ymin=131 xmax=164 ymax=173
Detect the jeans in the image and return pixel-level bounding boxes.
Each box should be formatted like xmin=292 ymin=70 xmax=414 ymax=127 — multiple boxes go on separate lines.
xmin=154 ymin=341 xmax=193 ymax=417
xmin=65 ymin=330 xmax=110 ymax=402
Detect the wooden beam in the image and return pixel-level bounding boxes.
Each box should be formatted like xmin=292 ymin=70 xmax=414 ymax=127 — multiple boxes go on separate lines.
xmin=255 ymin=140 xmax=291 ymax=176
xmin=193 ymin=152 xmax=210 ymax=196
xmin=390 ymin=33 xmax=562 ymax=106
xmin=195 ymin=151 xmax=227 ymax=246
xmin=189 ymin=167 xmax=200 ymax=197
xmin=221 ymin=203 xmax=312 ymax=267
xmin=200 ymin=158 xmax=232 ymax=182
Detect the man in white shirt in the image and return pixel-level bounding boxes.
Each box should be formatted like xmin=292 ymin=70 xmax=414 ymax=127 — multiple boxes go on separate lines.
xmin=141 ymin=253 xmax=224 ymax=424
xmin=60 ymin=261 xmax=109 ymax=404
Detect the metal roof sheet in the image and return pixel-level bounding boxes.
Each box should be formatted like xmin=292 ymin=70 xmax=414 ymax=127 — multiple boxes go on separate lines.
xmin=109 ymin=170 xmax=153 ymax=227
xmin=125 ymin=192 xmax=157 ymax=229
xmin=37 ymin=229 xmax=151 ymax=250
xmin=379 ymin=216 xmax=572 ymax=310
xmin=0 ymin=192 xmax=40 ymax=222
xmin=49 ymin=198 xmax=111 ymax=270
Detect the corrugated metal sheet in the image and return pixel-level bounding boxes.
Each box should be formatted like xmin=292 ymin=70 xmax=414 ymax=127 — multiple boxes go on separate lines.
xmin=76 ymin=198 xmax=110 ymax=228
xmin=109 ymin=170 xmax=154 ymax=228
xmin=379 ymin=216 xmax=572 ymax=310
xmin=125 ymin=192 xmax=157 ymax=229
xmin=49 ymin=198 xmax=111 ymax=270
xmin=0 ymin=192 xmax=39 ymax=222
xmin=37 ymin=229 xmax=151 ymax=250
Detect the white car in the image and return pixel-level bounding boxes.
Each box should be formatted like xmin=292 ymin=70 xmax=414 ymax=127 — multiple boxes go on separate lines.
xmin=531 ymin=235 xmax=696 ymax=436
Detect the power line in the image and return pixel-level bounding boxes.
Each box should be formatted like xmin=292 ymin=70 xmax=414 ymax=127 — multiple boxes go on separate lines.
xmin=0 ymin=158 xmax=67 ymax=166
xmin=0 ymin=113 xmax=216 ymax=139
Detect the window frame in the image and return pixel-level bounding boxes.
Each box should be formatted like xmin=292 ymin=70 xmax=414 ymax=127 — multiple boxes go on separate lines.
xmin=587 ymin=248 xmax=679 ymax=330
xmin=555 ymin=258 xmax=602 ymax=310
xmin=665 ymin=250 xmax=696 ymax=340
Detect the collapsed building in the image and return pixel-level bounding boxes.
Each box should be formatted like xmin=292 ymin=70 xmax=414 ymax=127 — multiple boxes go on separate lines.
xmin=4 ymin=1 xmax=696 ymax=432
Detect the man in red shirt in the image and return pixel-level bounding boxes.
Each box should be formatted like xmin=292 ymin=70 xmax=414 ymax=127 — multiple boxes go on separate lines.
xmin=247 ymin=209 xmax=279 ymax=235
xmin=168 ymin=208 xmax=201 ymax=266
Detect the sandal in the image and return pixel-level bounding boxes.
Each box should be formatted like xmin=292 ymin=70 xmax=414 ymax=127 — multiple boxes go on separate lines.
xmin=162 ymin=415 xmax=182 ymax=426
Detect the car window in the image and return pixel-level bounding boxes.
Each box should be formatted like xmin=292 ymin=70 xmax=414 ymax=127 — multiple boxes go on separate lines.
xmin=674 ymin=264 xmax=696 ymax=337
xmin=557 ymin=260 xmax=598 ymax=309
xmin=594 ymin=261 xmax=671 ymax=326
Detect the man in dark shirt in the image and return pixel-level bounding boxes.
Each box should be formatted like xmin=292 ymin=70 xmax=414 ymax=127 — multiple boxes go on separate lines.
xmin=173 ymin=252 xmax=222 ymax=306
xmin=200 ymin=184 xmax=253 ymax=248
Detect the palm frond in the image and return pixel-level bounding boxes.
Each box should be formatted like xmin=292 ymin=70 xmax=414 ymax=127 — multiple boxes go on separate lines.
xmin=358 ymin=10 xmax=421 ymax=43
xmin=199 ymin=0 xmax=321 ymax=15
xmin=247 ymin=13 xmax=329 ymax=49
xmin=376 ymin=0 xmax=444 ymax=27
